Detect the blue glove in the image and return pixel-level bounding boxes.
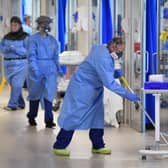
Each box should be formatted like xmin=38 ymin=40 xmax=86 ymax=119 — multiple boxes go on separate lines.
xmin=125 ymin=92 xmax=140 ymax=102
xmin=114 ymin=69 xmax=124 ymax=78
xmin=57 ymin=65 xmax=65 ymax=77
xmin=9 ymin=45 xmax=16 ymax=52
xmin=58 ymin=70 xmax=64 ymax=77
xmin=0 ymin=46 xmax=11 ymax=53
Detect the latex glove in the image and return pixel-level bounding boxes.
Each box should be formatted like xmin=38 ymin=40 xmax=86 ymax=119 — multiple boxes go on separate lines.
xmin=56 ymin=64 xmax=65 ymax=77
xmin=114 ymin=69 xmax=124 ymax=78
xmin=125 ymin=92 xmax=140 ymax=102
xmin=58 ymin=70 xmax=65 ymax=77
xmin=119 ymin=76 xmax=129 ymax=89
xmin=9 ymin=45 xmax=16 ymax=52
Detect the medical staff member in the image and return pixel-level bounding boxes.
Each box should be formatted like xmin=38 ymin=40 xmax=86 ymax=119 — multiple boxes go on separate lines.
xmin=104 ymin=37 xmax=128 ymax=127
xmin=53 ymin=38 xmax=140 ymax=156
xmin=112 ymin=38 xmax=129 ymax=88
xmin=26 ymin=16 xmax=63 ymax=128
xmin=0 ymin=16 xmax=29 ymax=110
xmin=22 ymin=15 xmax=32 ymax=35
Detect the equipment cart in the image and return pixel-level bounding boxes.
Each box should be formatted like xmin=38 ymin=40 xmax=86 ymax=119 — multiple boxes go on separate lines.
xmin=139 ymin=89 xmax=168 ymax=160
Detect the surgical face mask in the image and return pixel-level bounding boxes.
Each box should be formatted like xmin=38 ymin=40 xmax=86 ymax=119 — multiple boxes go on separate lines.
xmin=116 ymin=52 xmax=123 ymax=59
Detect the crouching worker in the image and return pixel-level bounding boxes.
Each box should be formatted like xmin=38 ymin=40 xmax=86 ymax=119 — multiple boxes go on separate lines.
xmin=53 ymin=37 xmax=139 ymax=156
xmin=26 ymin=16 xmax=63 ymax=128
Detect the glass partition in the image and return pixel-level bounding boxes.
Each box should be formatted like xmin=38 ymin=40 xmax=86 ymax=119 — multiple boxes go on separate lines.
xmin=66 ymin=0 xmax=100 ymax=50
xmin=159 ymin=0 xmax=168 ymax=136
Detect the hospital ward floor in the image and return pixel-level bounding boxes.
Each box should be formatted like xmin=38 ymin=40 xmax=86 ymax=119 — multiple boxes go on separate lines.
xmin=0 ymin=88 xmax=168 ymax=168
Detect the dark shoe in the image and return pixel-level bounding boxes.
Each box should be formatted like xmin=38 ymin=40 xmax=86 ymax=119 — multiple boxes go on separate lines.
xmin=17 ymin=106 xmax=25 ymax=110
xmin=46 ymin=122 xmax=56 ymax=128
xmin=52 ymin=100 xmax=61 ymax=112
xmin=28 ymin=119 xmax=37 ymax=126
xmin=3 ymin=106 xmax=17 ymax=111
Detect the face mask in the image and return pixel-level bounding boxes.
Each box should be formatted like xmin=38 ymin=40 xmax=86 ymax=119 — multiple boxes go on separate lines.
xmin=39 ymin=23 xmax=51 ymax=33
xmin=116 ymin=52 xmax=123 ymax=59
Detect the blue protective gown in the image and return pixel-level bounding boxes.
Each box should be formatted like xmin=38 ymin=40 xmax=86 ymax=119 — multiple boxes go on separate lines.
xmin=0 ymin=38 xmax=28 ymax=108
xmin=27 ymin=32 xmax=62 ymax=102
xmin=58 ymin=45 xmax=132 ymax=130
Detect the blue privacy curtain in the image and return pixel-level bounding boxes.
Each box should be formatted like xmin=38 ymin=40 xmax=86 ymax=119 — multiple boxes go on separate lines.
xmin=58 ymin=0 xmax=67 ymax=52
xmin=58 ymin=0 xmax=67 ymax=73
xmin=22 ymin=0 xmax=25 ymax=22
xmin=145 ymin=0 xmax=157 ymax=125
xmin=101 ymin=0 xmax=113 ymax=43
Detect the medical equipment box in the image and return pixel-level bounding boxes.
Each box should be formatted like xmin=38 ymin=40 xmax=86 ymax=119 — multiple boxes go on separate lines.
xmin=144 ymin=82 xmax=168 ymax=89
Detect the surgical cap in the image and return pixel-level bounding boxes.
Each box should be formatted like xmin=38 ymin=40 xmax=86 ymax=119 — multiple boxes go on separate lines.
xmin=36 ymin=16 xmax=52 ymax=24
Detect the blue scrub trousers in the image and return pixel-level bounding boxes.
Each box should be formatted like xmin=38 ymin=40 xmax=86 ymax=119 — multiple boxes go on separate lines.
xmin=53 ymin=128 xmax=105 ymax=149
xmin=27 ymin=98 xmax=54 ymax=124
xmin=8 ymin=86 xmax=25 ymax=108
xmin=27 ymin=100 xmax=40 ymax=120
xmin=4 ymin=59 xmax=27 ymax=109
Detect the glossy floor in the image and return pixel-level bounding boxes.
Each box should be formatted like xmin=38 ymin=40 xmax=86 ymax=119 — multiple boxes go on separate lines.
xmin=0 ymin=88 xmax=168 ymax=168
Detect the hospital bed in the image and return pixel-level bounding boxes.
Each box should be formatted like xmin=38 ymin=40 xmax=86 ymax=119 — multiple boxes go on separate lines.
xmin=53 ymin=50 xmax=85 ymax=111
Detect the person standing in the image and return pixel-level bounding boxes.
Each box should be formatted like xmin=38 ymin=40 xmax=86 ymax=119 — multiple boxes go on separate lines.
xmin=22 ymin=15 xmax=32 ymax=35
xmin=0 ymin=16 xmax=29 ymax=110
xmin=26 ymin=16 xmax=63 ymax=128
